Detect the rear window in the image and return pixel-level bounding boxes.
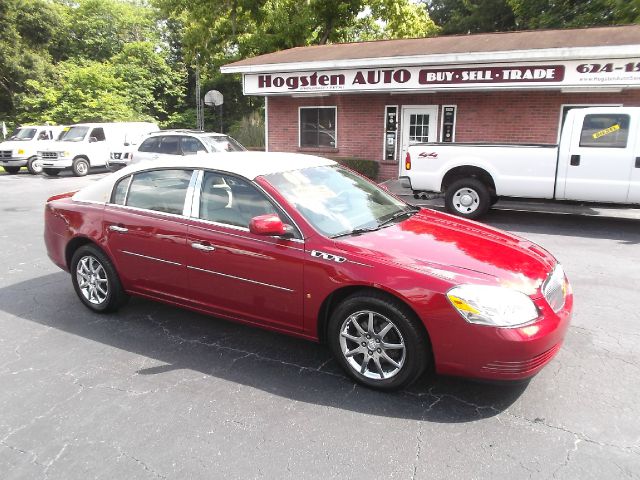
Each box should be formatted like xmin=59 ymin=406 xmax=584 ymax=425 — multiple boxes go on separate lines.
xmin=126 ymin=169 xmax=193 ymax=215
xmin=579 ymin=114 xmax=630 ymax=148
xmin=203 ymin=135 xmax=245 ymax=152
xmin=138 ymin=137 xmax=160 ymax=153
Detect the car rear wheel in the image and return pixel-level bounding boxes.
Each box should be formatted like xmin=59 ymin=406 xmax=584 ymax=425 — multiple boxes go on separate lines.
xmin=3 ymin=166 xmax=20 ymax=174
xmin=445 ymin=177 xmax=491 ymax=219
xmin=71 ymin=244 xmax=128 ymax=313
xmin=26 ymin=156 xmax=42 ymax=174
xmin=328 ymin=292 xmax=430 ymax=390
xmin=72 ymin=157 xmax=89 ymax=177
xmin=43 ymin=168 xmax=60 ymax=177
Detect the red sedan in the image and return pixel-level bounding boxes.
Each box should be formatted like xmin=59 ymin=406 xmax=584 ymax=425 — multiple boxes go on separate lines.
xmin=44 ymin=153 xmax=572 ymax=390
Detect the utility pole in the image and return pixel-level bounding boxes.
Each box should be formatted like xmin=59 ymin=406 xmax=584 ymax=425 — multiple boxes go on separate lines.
xmin=195 ymin=64 xmax=204 ymax=131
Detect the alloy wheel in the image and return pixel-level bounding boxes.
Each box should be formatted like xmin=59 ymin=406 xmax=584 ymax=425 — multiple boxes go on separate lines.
xmin=76 ymin=255 xmax=109 ymax=305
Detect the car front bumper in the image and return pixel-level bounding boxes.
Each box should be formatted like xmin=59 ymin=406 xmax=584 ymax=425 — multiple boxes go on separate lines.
xmin=40 ymin=158 xmax=73 ymax=169
xmin=0 ymin=158 xmax=28 ymax=167
xmin=430 ymin=292 xmax=573 ymax=381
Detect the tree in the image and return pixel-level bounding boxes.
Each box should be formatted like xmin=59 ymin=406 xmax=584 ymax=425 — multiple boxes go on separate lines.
xmin=507 ymin=0 xmax=640 ymax=29
xmin=425 ymin=0 xmax=516 ymax=34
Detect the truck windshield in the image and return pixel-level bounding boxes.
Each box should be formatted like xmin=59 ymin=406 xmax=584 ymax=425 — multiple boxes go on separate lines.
xmin=59 ymin=126 xmax=89 ymax=142
xmin=263 ymin=165 xmax=413 ymax=238
xmin=203 ymin=135 xmax=245 ymax=152
xmin=9 ymin=128 xmax=37 ymax=141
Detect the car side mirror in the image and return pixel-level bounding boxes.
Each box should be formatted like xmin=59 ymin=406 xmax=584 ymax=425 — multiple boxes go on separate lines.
xmin=89 ymin=137 xmax=98 ymax=143
xmin=249 ymin=214 xmax=294 ymax=237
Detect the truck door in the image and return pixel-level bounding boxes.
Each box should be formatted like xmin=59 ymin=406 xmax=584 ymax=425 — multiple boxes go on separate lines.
xmin=561 ymin=111 xmax=635 ymax=203
xmin=87 ymin=127 xmax=109 ymax=167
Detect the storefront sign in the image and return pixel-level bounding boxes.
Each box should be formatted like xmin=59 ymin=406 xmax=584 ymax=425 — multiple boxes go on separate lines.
xmin=244 ymin=59 xmax=640 ymax=94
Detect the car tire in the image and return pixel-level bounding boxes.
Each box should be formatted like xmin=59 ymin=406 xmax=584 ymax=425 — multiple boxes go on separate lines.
xmin=70 ymin=244 xmax=129 ymax=313
xmin=26 ymin=156 xmax=42 ymax=175
xmin=3 ymin=166 xmax=20 ymax=174
xmin=328 ymin=291 xmax=430 ymax=391
xmin=445 ymin=177 xmax=491 ymax=219
xmin=72 ymin=157 xmax=90 ymax=177
xmin=43 ymin=168 xmax=60 ymax=177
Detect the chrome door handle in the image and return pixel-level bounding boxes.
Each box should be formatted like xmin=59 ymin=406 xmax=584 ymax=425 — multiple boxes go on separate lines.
xmin=191 ymin=242 xmax=215 ymax=252
xmin=109 ymin=225 xmax=128 ymax=233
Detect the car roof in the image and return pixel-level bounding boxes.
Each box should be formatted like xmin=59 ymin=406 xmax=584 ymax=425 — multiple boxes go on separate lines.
xmin=73 ymin=152 xmax=337 ymax=204
xmin=146 ymin=130 xmax=228 ymax=137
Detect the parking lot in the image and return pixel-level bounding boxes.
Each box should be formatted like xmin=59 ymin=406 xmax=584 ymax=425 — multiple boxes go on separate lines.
xmin=1 ymin=169 xmax=639 ymax=479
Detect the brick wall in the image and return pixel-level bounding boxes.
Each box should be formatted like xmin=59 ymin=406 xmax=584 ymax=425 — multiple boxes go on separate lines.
xmin=267 ymin=89 xmax=640 ymax=181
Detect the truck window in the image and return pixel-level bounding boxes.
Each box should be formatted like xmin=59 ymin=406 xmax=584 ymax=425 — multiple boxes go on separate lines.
xmin=90 ymin=128 xmax=106 ymax=142
xmin=579 ymin=114 xmax=629 ymax=148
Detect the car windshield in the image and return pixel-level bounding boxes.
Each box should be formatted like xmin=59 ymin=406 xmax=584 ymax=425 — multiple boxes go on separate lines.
xmin=9 ymin=128 xmax=37 ymax=141
xmin=202 ymin=135 xmax=245 ymax=152
xmin=59 ymin=126 xmax=89 ymax=142
xmin=263 ymin=165 xmax=414 ymax=238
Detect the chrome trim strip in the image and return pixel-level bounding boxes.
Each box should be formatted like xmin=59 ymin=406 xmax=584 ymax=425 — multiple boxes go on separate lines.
xmin=182 ymin=170 xmax=201 ymax=217
xmin=121 ymin=250 xmax=182 ymax=266
xmin=187 ymin=265 xmax=295 ymax=292
xmin=190 ymin=169 xmax=204 ymax=219
xmin=108 ymin=204 xmax=190 ymax=223
xmin=188 ymin=221 xmax=305 ymax=251
xmin=123 ymin=175 xmax=133 ymax=205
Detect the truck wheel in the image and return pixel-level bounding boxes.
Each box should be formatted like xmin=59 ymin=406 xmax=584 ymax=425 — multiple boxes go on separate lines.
xmin=43 ymin=168 xmax=60 ymax=177
xmin=3 ymin=166 xmax=20 ymax=174
xmin=445 ymin=178 xmax=490 ymax=219
xmin=72 ymin=157 xmax=89 ymax=177
xmin=26 ymin=156 xmax=42 ymax=174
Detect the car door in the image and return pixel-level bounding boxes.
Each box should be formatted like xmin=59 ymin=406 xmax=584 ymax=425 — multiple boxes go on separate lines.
xmin=102 ymin=168 xmax=195 ymax=300
xmin=561 ymin=111 xmax=635 ymax=203
xmin=87 ymin=127 xmax=109 ymax=166
xmin=185 ymin=170 xmax=305 ymax=331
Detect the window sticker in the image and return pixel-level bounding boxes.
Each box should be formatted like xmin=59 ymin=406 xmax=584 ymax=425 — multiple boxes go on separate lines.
xmin=592 ymin=124 xmax=620 ymax=139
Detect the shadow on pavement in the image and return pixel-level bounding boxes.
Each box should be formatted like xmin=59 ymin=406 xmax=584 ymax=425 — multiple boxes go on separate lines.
xmin=1 ymin=272 xmax=529 ymax=423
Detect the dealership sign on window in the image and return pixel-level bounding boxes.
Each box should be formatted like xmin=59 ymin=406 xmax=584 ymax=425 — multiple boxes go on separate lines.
xmin=243 ymin=59 xmax=640 ymax=94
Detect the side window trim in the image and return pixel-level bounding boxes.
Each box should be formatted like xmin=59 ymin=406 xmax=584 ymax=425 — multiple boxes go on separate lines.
xmin=110 ymin=174 xmax=132 ymax=205
xmin=192 ymin=169 xmax=303 ymax=240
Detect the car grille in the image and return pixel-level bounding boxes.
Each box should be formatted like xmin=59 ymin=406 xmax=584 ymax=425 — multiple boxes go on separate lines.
xmin=481 ymin=343 xmax=561 ymax=375
xmin=40 ymin=152 xmax=58 ymax=159
xmin=542 ymin=265 xmax=566 ymax=313
xmin=0 ymin=150 xmax=12 ymax=159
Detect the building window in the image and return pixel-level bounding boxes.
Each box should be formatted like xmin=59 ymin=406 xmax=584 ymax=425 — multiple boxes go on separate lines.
xmin=300 ymin=107 xmax=336 ymax=148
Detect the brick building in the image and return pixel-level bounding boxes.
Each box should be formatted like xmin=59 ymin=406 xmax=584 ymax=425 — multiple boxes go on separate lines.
xmin=221 ymin=25 xmax=640 ymax=181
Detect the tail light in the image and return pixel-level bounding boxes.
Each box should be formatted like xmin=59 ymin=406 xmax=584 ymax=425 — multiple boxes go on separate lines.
xmin=405 ymin=152 xmax=411 ymax=171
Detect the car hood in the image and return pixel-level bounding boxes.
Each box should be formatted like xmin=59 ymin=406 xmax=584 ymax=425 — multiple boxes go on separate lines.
xmin=0 ymin=140 xmax=33 ymax=150
xmin=337 ymin=209 xmax=556 ymax=295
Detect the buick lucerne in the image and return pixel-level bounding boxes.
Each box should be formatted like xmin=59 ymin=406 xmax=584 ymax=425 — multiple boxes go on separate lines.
xmin=44 ymin=153 xmax=572 ymax=390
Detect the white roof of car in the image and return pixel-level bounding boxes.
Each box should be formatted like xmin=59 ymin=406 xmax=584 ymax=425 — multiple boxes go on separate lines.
xmin=147 ymin=130 xmax=228 ymax=137
xmin=73 ymin=152 xmax=336 ymax=204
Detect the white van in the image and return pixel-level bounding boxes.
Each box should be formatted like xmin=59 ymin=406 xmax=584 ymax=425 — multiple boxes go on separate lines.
xmin=0 ymin=125 xmax=65 ymax=174
xmin=38 ymin=122 xmax=158 ymax=176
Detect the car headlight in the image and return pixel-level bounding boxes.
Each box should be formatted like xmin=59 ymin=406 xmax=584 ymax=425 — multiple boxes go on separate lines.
xmin=447 ymin=285 xmax=539 ymax=328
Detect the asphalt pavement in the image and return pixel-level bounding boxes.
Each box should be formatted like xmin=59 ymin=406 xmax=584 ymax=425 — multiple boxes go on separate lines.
xmin=1 ymin=169 xmax=639 ymax=479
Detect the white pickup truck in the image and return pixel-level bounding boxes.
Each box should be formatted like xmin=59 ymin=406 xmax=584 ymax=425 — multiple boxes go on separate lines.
xmin=401 ymin=107 xmax=640 ymax=218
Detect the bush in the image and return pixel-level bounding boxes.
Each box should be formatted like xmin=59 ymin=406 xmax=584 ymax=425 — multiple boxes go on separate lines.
xmin=228 ymin=111 xmax=265 ymax=148
xmin=336 ymin=158 xmax=380 ymax=180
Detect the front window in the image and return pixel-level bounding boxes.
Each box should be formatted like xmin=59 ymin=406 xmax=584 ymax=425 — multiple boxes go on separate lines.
xmin=300 ymin=107 xmax=336 ymax=148
xmin=264 ymin=165 xmax=411 ymax=238
xmin=60 ymin=126 xmax=89 ymax=142
xmin=10 ymin=128 xmax=37 ymax=141
xmin=202 ymin=135 xmax=245 ymax=152
xmin=199 ymin=172 xmax=279 ymax=229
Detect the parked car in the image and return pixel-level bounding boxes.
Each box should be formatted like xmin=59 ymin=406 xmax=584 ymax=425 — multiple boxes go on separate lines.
xmin=38 ymin=122 xmax=158 ymax=177
xmin=402 ymin=107 xmax=640 ymax=219
xmin=106 ymin=130 xmax=246 ymax=172
xmin=44 ymin=152 xmax=572 ymax=390
xmin=0 ymin=125 xmax=65 ymax=174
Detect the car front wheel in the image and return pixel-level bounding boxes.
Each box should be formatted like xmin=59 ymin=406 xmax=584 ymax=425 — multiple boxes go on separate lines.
xmin=71 ymin=244 xmax=128 ymax=313
xmin=72 ymin=157 xmax=89 ymax=177
xmin=3 ymin=166 xmax=20 ymax=174
xmin=328 ymin=292 xmax=430 ymax=390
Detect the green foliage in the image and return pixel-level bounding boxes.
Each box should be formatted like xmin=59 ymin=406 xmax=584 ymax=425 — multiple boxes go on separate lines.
xmin=507 ymin=0 xmax=640 ymax=29
xmin=426 ymin=0 xmax=516 ymax=34
xmin=228 ymin=112 xmax=265 ymax=148
xmin=336 ymin=158 xmax=380 ymax=180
